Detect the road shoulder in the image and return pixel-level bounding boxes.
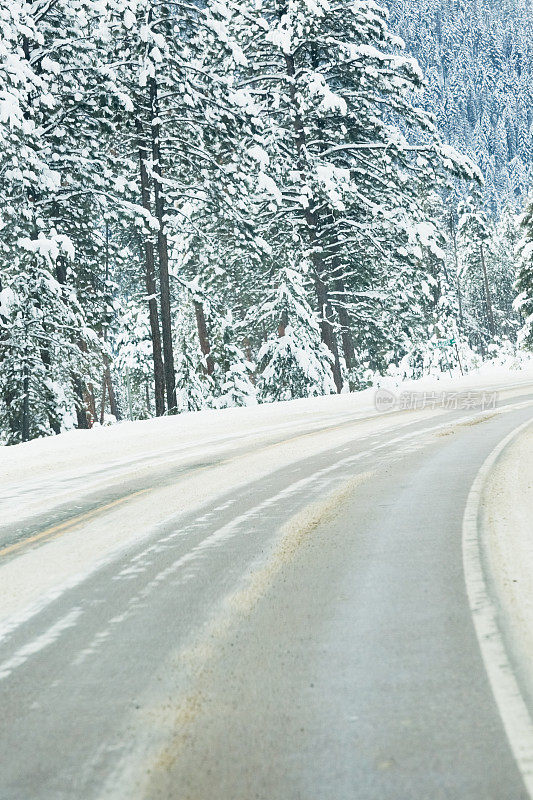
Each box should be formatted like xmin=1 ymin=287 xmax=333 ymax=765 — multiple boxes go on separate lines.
xmin=482 ymin=423 xmax=533 ymax=701
xmin=463 ymin=418 xmax=533 ymax=797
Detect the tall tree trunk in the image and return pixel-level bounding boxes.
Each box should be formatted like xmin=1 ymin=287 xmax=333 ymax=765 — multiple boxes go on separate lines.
xmin=100 ymin=224 xmax=122 ymax=423
xmin=243 ymin=336 xmax=255 ymax=382
xmin=98 ymin=357 xmax=121 ymax=422
xmin=449 ymin=213 xmax=464 ymax=329
xmin=104 ymin=353 xmax=121 ymax=420
xmin=150 ymin=77 xmax=177 ymax=413
xmin=73 ymin=375 xmax=89 ymax=430
xmin=100 ymin=374 xmax=107 ymax=426
xmin=145 ymin=380 xmax=151 ymax=416
xmin=480 ymin=242 xmax=496 ymax=337
xmin=313 ymin=267 xmax=343 ymax=391
xmin=454 ymin=341 xmax=464 ymax=376
xmin=39 ymin=328 xmax=61 ymax=435
xmin=136 ymin=117 xmax=166 ymax=416
xmin=282 ymin=48 xmax=342 ymax=392
xmin=21 ymin=357 xmax=31 ymax=442
xmin=278 ymin=307 xmax=288 ymax=338
xmin=73 ymin=340 xmax=93 ymax=429
xmin=84 ymin=383 xmax=96 ymax=428
xmin=193 ymin=300 xmax=214 ymax=375
xmin=55 ymin=254 xmax=91 ymax=430
xmin=334 ymin=277 xmax=356 ymax=371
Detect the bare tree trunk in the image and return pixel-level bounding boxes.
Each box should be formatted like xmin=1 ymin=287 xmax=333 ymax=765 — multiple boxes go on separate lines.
xmin=100 ymin=220 xmax=122 ymax=423
xmin=136 ymin=117 xmax=165 ymax=416
xmin=145 ymin=380 xmax=151 ymax=416
xmin=313 ymin=268 xmax=343 ymax=391
xmin=334 ymin=278 xmax=356 ymax=371
xmin=54 ymin=234 xmax=91 ymax=432
xmin=449 ymin=213 xmax=464 ymax=329
xmin=85 ymin=382 xmax=96 ymax=428
xmin=193 ymin=300 xmax=214 ymax=375
xmin=22 ymin=359 xmax=31 ymax=441
xmin=99 ymin=356 xmax=121 ymax=422
xmin=480 ymin=242 xmax=496 ymax=338
xmin=39 ymin=331 xmax=61 ymax=435
xmin=104 ymin=355 xmax=121 ymax=420
xmin=125 ymin=367 xmax=133 ymax=420
xmin=150 ymin=77 xmax=177 ymax=412
xmin=278 ymin=307 xmax=288 ymax=338
xmin=100 ymin=374 xmax=107 ymax=426
xmin=454 ymin=341 xmax=464 ymax=376
xmin=73 ymin=375 xmax=89 ymax=430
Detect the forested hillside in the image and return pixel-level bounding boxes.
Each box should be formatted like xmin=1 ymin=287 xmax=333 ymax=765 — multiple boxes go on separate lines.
xmin=387 ymin=0 xmax=533 ymax=211
xmin=0 ymin=0 xmax=531 ymax=444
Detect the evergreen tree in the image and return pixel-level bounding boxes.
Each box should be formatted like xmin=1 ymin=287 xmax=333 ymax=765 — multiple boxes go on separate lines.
xmin=515 ymin=197 xmax=533 ymax=349
xmin=0 ymin=243 xmax=98 ymax=443
xmin=236 ymin=0 xmax=479 ymax=391
xmin=256 ymin=266 xmax=336 ymax=402
xmin=213 ymin=314 xmax=257 ymax=409
xmin=386 ymin=0 xmax=533 ymax=210
xmin=175 ymin=338 xmax=212 ymax=413
xmin=0 ymin=0 xmax=523 ymax=445
xmin=458 ymin=191 xmax=497 ymax=346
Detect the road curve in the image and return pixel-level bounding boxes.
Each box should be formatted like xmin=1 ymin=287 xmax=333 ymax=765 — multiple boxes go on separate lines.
xmin=1 ymin=387 xmax=533 ymax=799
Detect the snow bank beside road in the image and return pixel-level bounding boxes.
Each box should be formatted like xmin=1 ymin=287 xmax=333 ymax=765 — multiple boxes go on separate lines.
xmin=2 ymin=355 xmax=533 ymax=486
xmin=0 ymin=356 xmax=532 ymax=533
xmin=482 ymin=423 xmax=533 ymax=697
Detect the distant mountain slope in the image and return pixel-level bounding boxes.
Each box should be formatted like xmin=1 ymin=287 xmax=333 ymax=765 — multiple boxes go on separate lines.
xmin=385 ymin=0 xmax=533 ymax=211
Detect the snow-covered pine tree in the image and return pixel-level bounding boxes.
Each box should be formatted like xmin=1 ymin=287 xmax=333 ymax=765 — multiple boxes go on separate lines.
xmin=515 ymin=196 xmax=533 ymax=350
xmin=391 ymin=191 xmax=468 ymax=379
xmin=212 ymin=313 xmax=256 ymax=409
xmin=114 ymin=300 xmax=156 ymax=419
xmin=458 ymin=191 xmax=497 ymax=348
xmin=256 ymin=264 xmax=336 ymax=402
xmin=0 ymin=0 xmax=129 ymax=437
xmin=175 ymin=337 xmax=212 ymax=413
xmin=236 ymin=0 xmax=479 ymax=392
xmin=489 ymin=206 xmax=521 ymax=342
xmin=99 ymin=0 xmax=255 ymax=416
xmin=386 ymin=0 xmax=533 ymax=211
xmin=0 ymin=242 xmax=98 ymax=443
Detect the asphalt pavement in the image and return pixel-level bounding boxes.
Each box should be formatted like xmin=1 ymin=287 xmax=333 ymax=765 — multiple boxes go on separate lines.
xmin=1 ymin=387 xmax=533 ymax=799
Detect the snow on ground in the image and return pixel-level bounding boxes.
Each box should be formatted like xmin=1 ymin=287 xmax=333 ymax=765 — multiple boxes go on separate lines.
xmin=2 ymin=354 xmax=533 ymax=491
xmin=0 ymin=356 xmax=532 ymax=647
xmin=483 ymin=422 xmax=533 ymax=697
xmin=1 ymin=354 xmax=532 ymax=539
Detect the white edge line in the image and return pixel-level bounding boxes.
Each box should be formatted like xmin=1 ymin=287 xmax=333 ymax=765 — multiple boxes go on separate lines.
xmin=462 ymin=416 xmax=533 ymax=796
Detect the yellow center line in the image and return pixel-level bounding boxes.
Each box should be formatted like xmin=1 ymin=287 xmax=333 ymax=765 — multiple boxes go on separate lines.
xmin=0 ymin=488 xmax=151 ymax=560
xmin=0 ymin=403 xmax=462 ymax=562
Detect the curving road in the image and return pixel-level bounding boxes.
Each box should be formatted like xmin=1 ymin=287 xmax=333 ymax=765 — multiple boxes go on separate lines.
xmin=1 ymin=383 xmax=533 ymax=799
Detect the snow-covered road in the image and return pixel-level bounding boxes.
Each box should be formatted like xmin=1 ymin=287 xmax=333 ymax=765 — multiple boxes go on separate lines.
xmin=1 ymin=374 xmax=533 ymax=799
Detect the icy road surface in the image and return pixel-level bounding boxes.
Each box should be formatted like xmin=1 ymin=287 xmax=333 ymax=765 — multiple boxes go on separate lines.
xmin=1 ymin=375 xmax=533 ymax=799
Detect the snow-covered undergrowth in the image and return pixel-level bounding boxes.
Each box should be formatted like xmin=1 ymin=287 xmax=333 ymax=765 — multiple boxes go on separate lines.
xmin=378 ymin=349 xmax=533 ymax=392
xmin=3 ymin=355 xmax=533 ymax=490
